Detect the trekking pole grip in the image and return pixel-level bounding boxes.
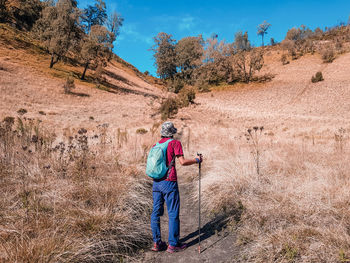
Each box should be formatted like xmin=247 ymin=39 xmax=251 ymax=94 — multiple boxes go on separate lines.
xmin=197 ymin=153 xmax=202 ymax=168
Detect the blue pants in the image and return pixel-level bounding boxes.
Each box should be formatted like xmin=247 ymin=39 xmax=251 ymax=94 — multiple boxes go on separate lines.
xmin=151 ymin=180 xmax=180 ymax=247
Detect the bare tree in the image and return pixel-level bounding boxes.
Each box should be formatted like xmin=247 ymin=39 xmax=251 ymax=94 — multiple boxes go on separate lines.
xmin=106 ymin=11 xmax=123 ymax=53
xmin=257 ymin=21 xmax=271 ymax=46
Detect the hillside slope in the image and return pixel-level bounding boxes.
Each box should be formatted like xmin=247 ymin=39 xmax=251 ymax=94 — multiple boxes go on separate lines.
xmin=1 ymin=23 xmax=350 ymax=262
xmin=0 ymin=23 xmax=164 ymax=134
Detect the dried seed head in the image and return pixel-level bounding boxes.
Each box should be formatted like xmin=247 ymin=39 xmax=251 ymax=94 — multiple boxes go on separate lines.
xmin=253 ymin=126 xmax=259 ymax=131
xmin=78 ymin=128 xmax=87 ymax=135
xmin=247 ymin=129 xmax=252 ymax=134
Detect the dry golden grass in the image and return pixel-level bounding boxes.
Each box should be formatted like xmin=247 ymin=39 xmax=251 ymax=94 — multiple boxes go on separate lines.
xmin=2 ymin=20 xmax=350 ymax=262
xmin=190 ymin=124 xmax=350 ymax=262
xmin=0 ymin=117 xmax=156 ymax=262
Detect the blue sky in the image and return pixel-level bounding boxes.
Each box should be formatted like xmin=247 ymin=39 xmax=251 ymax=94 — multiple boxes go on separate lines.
xmin=78 ymin=0 xmax=350 ymax=75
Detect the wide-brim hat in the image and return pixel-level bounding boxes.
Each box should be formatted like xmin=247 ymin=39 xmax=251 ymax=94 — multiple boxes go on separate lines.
xmin=161 ymin=121 xmax=177 ymax=137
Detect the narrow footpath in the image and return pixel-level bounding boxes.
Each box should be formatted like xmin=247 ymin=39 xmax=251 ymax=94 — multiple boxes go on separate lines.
xmin=142 ymin=182 xmax=238 ymax=263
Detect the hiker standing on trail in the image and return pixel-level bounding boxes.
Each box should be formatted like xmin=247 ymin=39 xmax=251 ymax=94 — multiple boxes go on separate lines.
xmin=146 ymin=121 xmax=203 ymax=253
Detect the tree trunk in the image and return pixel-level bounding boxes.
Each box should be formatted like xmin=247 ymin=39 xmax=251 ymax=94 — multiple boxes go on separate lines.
xmin=49 ymin=53 xmax=59 ymax=68
xmin=50 ymin=53 xmax=55 ymax=68
xmin=261 ymin=35 xmax=264 ymax=47
xmin=81 ymin=62 xmax=89 ymax=80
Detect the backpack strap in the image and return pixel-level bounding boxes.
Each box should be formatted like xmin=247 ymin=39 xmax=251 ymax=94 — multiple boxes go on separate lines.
xmin=164 ymin=139 xmax=174 ymax=179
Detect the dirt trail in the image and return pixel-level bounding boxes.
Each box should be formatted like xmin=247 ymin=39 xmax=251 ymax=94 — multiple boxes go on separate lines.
xmin=142 ymin=181 xmax=238 ymax=263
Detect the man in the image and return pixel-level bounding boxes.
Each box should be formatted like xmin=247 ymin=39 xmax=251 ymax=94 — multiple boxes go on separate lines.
xmin=150 ymin=121 xmax=203 ymax=253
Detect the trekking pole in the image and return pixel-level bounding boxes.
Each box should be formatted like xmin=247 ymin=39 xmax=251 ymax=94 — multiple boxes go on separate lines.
xmin=197 ymin=153 xmax=202 ymax=254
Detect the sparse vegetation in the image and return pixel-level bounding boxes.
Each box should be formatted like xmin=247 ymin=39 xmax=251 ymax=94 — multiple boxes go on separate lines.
xmin=281 ymin=54 xmax=290 ymax=65
xmin=17 ymin=108 xmax=28 ymax=115
xmin=159 ymin=97 xmax=178 ymax=120
xmin=136 ymin=128 xmax=148 ymax=135
xmin=233 ymin=49 xmax=264 ymax=83
xmin=177 ymin=87 xmax=196 ymax=107
xmin=311 ymin=71 xmax=324 ymax=83
xmin=245 ymin=126 xmax=264 ymax=175
xmin=63 ymin=76 xmax=76 ymax=93
xmin=198 ymin=124 xmax=350 ymax=262
xmin=321 ymin=45 xmax=336 ymax=63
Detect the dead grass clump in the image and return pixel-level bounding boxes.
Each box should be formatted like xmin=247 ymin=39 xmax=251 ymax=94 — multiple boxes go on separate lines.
xmin=136 ymin=128 xmax=148 ymax=135
xmin=321 ymin=45 xmax=336 ymax=63
xmin=0 ymin=118 xmax=153 ymax=262
xmin=281 ymin=54 xmax=290 ymax=65
xmin=196 ymin=129 xmax=350 ymax=262
xmin=311 ymin=71 xmax=324 ymax=83
xmin=63 ymin=76 xmax=76 ymax=94
xmin=159 ymin=88 xmax=196 ymax=120
xmin=17 ymin=108 xmax=28 ymax=115
xmin=177 ymin=87 xmax=196 ymax=107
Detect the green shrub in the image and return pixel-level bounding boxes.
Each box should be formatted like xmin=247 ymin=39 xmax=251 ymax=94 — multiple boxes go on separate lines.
xmin=311 ymin=71 xmax=324 ymax=83
xmin=159 ymin=98 xmax=178 ymax=120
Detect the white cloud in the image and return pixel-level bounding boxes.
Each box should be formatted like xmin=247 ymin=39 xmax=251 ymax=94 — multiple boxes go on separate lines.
xmin=119 ymin=24 xmax=152 ymax=45
xmin=178 ymin=16 xmax=196 ymax=31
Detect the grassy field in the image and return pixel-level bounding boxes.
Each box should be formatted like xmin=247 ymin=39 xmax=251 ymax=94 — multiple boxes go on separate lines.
xmin=1 ymin=22 xmax=350 ymax=262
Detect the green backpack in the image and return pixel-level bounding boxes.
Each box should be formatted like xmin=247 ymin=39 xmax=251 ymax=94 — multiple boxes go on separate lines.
xmin=146 ymin=139 xmax=174 ymax=180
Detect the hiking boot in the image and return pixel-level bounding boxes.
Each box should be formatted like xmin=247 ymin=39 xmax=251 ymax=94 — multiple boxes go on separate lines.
xmin=151 ymin=241 xmax=167 ymax=252
xmin=166 ymin=243 xmax=187 ymax=253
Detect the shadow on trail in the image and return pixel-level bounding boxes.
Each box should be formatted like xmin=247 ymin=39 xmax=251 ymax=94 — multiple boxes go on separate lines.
xmin=101 ymin=80 xmax=159 ymax=99
xmin=67 ymin=91 xmax=90 ymax=97
xmin=180 ymin=213 xmax=233 ymax=250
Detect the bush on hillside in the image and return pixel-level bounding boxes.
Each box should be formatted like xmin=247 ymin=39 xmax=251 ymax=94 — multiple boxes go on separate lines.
xmin=321 ymin=45 xmax=335 ymax=63
xmin=311 ymin=71 xmax=324 ymax=83
xmin=63 ymin=76 xmax=75 ymax=94
xmin=168 ymin=77 xmax=184 ymax=93
xmin=159 ymin=98 xmax=179 ymax=120
xmin=233 ymin=49 xmax=264 ymax=83
xmin=177 ymin=87 xmax=196 ymax=107
xmin=281 ymin=54 xmax=289 ymax=65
